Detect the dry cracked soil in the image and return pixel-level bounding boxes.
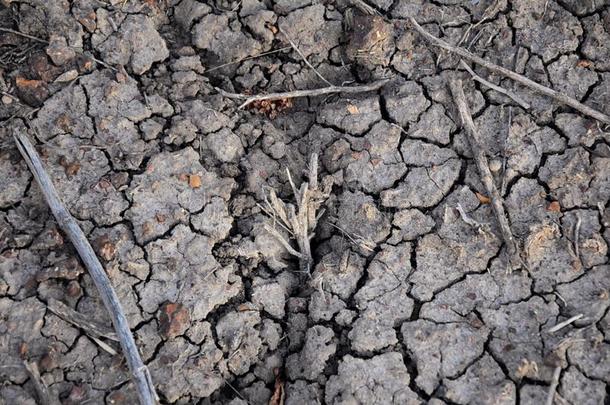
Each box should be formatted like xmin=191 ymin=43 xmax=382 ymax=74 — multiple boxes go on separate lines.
xmin=1 ymin=0 xmax=610 ymax=404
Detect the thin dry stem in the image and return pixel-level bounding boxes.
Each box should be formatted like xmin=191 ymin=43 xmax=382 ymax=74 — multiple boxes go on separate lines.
xmin=410 ymin=17 xmax=610 ymax=124
xmin=460 ymin=60 xmax=530 ymax=109
xmin=218 ymin=79 xmax=389 ymax=109
xmin=456 ymin=203 xmax=486 ymax=228
xmin=548 ymin=314 xmax=584 ymax=333
xmin=205 ymin=46 xmax=292 ymax=73
xmin=327 ymin=221 xmax=375 ymax=252
xmin=280 ymin=27 xmax=333 ymax=87
xmin=449 ymin=78 xmax=525 ymax=272
xmin=0 ymin=27 xmax=116 ymax=71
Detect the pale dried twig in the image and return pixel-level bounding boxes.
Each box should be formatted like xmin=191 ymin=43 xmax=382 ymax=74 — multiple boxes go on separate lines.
xmin=0 ymin=27 xmax=116 ymax=71
xmin=280 ymin=27 xmax=333 ymax=87
xmin=217 ymin=79 xmax=389 ymax=109
xmin=205 ymin=46 xmax=292 ymax=73
xmin=327 ymin=221 xmax=376 ymax=252
xmin=449 ymin=78 xmax=525 ymax=272
xmin=410 ymin=18 xmax=610 ymax=125
xmin=548 ymin=314 xmax=584 ymax=333
xmin=546 ymin=366 xmax=562 ymax=405
xmin=91 ymin=336 xmax=118 ymax=356
xmin=456 ymin=203 xmax=486 ymax=228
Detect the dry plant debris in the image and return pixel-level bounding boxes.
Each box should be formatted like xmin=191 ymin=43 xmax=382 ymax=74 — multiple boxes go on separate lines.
xmin=2 ymin=0 xmax=610 ymax=404
xmin=260 ymin=153 xmax=332 ymax=274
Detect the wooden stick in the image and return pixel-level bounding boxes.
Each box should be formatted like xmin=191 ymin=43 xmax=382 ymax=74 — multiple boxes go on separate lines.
xmin=205 ymin=46 xmax=292 ymax=73
xmin=217 ymin=79 xmax=389 ymax=109
xmin=459 ymin=60 xmax=531 ymax=109
xmin=410 ymin=18 xmax=610 ymax=125
xmin=448 ymin=78 xmax=524 ymax=272
xmin=13 ymin=132 xmax=157 ymax=405
xmin=23 ymin=361 xmax=60 ymax=405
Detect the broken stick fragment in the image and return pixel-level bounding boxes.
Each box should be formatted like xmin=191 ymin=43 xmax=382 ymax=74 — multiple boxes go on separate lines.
xmin=410 ymin=17 xmax=610 ymax=125
xmin=13 ymin=131 xmax=158 ymax=405
xmin=448 ymin=78 xmax=525 ymax=272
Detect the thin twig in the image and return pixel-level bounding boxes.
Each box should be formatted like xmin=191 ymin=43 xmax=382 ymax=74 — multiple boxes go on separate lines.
xmin=548 ymin=314 xmax=584 ymax=333
xmin=449 ymin=78 xmax=525 ymax=272
xmin=546 ymin=366 xmax=562 ymax=405
xmin=0 ymin=27 xmax=48 ymax=43
xmin=460 ymin=60 xmax=530 ymax=109
xmin=500 ymin=106 xmax=512 ymax=196
xmin=327 ymin=221 xmax=375 ymax=252
xmin=280 ymin=28 xmax=333 ymax=87
xmin=23 ymin=361 xmax=60 ymax=405
xmin=456 ymin=0 xmax=499 ymax=48
xmin=205 ymin=46 xmax=292 ymax=73
xmin=47 ymin=298 xmax=119 ymax=342
xmin=217 ymin=79 xmax=389 ymax=109
xmin=0 ymin=27 xmax=115 ymax=71
xmin=263 ymin=224 xmax=305 ymax=258
xmin=410 ymin=18 xmax=610 ymax=125
xmin=13 ymin=132 xmax=157 ymax=405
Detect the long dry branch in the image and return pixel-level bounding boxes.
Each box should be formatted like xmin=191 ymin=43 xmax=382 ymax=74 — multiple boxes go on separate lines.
xmin=410 ymin=17 xmax=610 ymax=125
xmin=448 ymin=78 xmax=524 ymax=272
xmin=13 ymin=131 xmax=157 ymax=405
xmin=218 ymin=79 xmax=390 ymax=109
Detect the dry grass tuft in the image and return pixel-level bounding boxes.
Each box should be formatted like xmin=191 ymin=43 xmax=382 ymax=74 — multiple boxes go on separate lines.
xmin=259 ymin=153 xmax=332 ymax=274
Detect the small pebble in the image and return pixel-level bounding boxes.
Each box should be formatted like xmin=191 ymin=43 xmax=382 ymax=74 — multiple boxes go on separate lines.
xmin=489 ymin=159 xmax=503 ymax=172
xmin=1 ymin=95 xmax=13 ymax=105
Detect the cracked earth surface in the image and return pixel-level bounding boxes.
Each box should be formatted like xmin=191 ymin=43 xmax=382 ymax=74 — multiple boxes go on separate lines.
xmin=1 ymin=0 xmax=610 ymax=404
